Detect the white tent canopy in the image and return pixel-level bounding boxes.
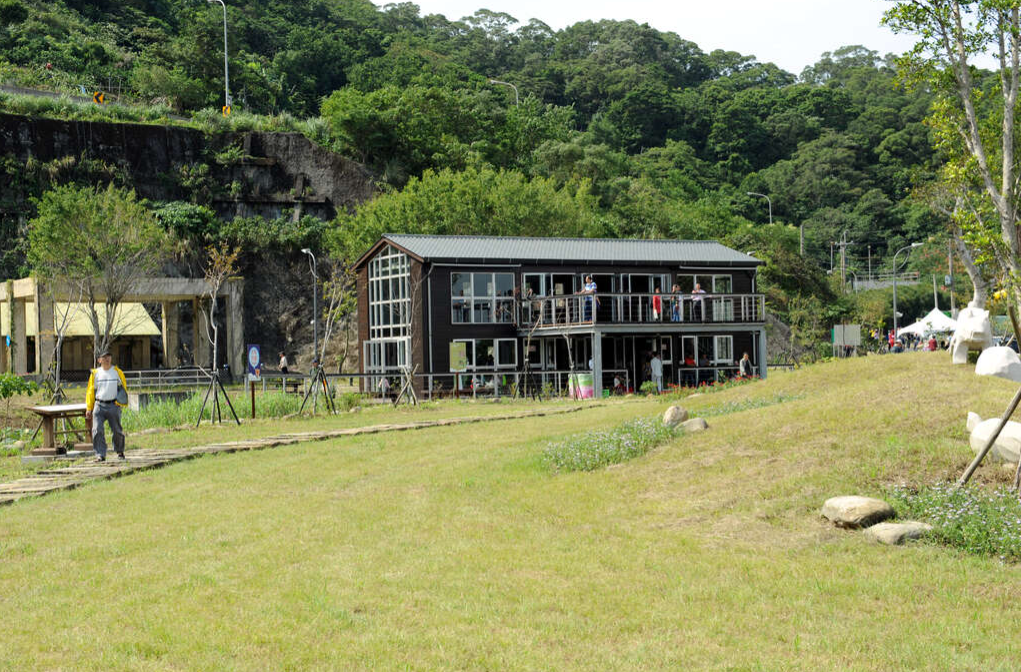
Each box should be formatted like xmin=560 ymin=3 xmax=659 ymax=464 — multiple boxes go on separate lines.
xmin=897 ymin=307 xmax=957 ymax=337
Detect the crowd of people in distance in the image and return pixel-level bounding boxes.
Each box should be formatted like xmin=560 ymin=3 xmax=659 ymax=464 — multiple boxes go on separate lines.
xmin=878 ymin=329 xmax=948 ymax=354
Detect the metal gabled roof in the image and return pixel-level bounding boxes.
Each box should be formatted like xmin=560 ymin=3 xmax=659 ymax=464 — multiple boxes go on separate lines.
xmin=372 ymin=234 xmax=761 ymax=267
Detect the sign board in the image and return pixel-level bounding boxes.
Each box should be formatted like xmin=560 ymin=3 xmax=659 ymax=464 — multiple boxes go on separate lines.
xmin=449 ymin=342 xmax=468 ymax=372
xmin=246 ymin=344 xmax=261 ymax=381
xmin=832 ymin=324 xmax=861 ymax=347
xmin=945 ymin=275 xmax=952 ymax=286
xmin=93 ymin=91 xmax=104 ymax=105
xmin=222 ymin=105 xmax=232 ymax=116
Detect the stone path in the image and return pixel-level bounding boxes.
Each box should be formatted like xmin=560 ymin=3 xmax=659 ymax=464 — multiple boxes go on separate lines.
xmin=0 ymin=406 xmax=583 ymax=507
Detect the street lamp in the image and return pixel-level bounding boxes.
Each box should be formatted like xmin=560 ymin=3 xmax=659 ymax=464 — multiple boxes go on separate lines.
xmin=488 ymin=79 xmax=519 ymax=106
xmin=746 ymin=192 xmax=772 ymax=225
xmin=208 ymin=0 xmax=231 ymax=109
xmin=892 ymin=242 xmax=923 ymax=338
xmin=301 ymin=248 xmax=318 ymax=361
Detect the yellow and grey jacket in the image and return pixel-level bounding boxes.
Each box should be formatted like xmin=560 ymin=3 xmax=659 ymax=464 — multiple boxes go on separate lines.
xmin=85 ymin=366 xmax=128 ymax=411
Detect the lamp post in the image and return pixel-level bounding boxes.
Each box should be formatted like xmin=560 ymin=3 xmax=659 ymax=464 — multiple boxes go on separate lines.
xmin=892 ymin=242 xmax=923 ymax=338
xmin=208 ymin=0 xmax=231 ymax=109
xmin=301 ymin=248 xmax=318 ymax=360
xmin=746 ymin=192 xmax=772 ymax=225
xmin=488 ymin=79 xmax=519 ymax=105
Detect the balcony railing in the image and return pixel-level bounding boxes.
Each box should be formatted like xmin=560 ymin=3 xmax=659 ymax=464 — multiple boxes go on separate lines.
xmin=519 ymin=292 xmax=765 ymax=328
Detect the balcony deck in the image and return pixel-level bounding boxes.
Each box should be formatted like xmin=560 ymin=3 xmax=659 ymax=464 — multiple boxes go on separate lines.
xmin=518 ymin=292 xmax=765 ymax=333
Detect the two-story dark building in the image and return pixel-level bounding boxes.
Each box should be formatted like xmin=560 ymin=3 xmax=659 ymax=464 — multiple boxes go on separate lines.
xmin=354 ymin=234 xmax=766 ymax=396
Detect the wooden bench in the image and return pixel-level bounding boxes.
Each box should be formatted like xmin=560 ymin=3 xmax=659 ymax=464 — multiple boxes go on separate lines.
xmin=26 ymin=403 xmax=92 ymax=456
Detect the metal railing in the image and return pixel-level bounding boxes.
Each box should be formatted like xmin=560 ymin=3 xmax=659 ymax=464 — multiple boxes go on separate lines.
xmin=520 ymin=293 xmax=765 ymax=329
xmin=121 ymin=366 xmax=212 ymax=390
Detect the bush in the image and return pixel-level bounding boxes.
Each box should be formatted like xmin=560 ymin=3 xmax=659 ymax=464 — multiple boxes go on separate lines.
xmin=0 ymin=0 xmax=28 ymax=26
xmin=0 ymin=372 xmax=36 ymax=435
xmin=888 ymin=482 xmax=1021 ymax=562
xmin=639 ymin=381 xmax=659 ymax=395
xmin=542 ymin=417 xmax=679 ymax=472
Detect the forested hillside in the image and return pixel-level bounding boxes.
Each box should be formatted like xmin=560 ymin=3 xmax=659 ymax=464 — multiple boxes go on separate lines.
xmin=0 ymin=0 xmax=958 ymax=354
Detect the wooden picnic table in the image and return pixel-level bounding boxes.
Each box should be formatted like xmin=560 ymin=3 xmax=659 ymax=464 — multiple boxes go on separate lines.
xmin=26 ymin=403 xmax=92 ymax=456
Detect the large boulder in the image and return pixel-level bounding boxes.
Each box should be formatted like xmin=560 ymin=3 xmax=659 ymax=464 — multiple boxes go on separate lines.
xmin=681 ymin=417 xmax=708 ymax=433
xmin=821 ymin=496 xmax=895 ymax=529
xmin=662 ymin=405 xmax=689 ymax=428
xmin=950 ymin=300 xmax=993 ymax=364
xmin=975 ymin=347 xmax=1021 ymax=382
xmin=864 ymin=521 xmax=933 ymax=545
xmin=968 ymin=414 xmax=1021 ymax=463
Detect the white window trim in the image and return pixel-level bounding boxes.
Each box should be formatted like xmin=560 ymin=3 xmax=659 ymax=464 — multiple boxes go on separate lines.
xmin=451 ymin=272 xmax=516 ymax=324
xmin=713 ymin=335 xmax=734 ymax=365
xmin=449 ymin=338 xmax=518 ymax=371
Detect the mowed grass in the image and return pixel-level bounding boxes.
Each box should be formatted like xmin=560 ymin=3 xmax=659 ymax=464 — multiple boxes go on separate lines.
xmin=2 ymin=353 xmax=1021 ymax=670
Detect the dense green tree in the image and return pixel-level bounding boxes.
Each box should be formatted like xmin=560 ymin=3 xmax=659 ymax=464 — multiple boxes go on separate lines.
xmin=327 ymin=166 xmax=602 ymax=261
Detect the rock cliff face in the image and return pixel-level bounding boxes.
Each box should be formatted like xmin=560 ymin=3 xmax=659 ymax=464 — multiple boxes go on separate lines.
xmin=0 ymin=113 xmax=375 ymax=221
xmin=0 ymin=113 xmax=376 ymax=369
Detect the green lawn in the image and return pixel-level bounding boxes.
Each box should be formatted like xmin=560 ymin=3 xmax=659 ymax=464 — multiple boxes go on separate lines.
xmin=2 ymin=353 xmax=1021 ymax=670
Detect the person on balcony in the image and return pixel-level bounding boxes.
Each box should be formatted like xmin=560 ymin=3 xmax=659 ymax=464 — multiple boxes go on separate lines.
xmin=652 ymin=287 xmax=662 ymax=321
xmin=692 ymin=283 xmax=707 ymax=321
xmin=670 ymin=283 xmax=682 ymax=322
xmin=580 ymin=275 xmax=598 ymax=322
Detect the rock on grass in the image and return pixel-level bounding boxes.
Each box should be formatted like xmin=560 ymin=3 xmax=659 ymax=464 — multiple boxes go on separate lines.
xmin=822 ymin=495 xmax=895 ymax=529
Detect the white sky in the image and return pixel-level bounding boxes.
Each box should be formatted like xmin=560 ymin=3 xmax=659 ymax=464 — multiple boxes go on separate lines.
xmin=404 ymin=0 xmax=918 ymax=75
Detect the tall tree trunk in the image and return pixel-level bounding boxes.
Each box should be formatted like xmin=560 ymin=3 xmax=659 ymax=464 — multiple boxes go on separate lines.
xmin=952 ymin=227 xmax=988 ymax=307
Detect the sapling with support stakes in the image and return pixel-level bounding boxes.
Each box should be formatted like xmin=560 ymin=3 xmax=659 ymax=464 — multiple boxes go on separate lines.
xmin=519 ymin=291 xmax=547 ymax=402
xmin=299 ymin=361 xmax=336 ymax=415
xmin=195 ymin=243 xmax=241 ymax=427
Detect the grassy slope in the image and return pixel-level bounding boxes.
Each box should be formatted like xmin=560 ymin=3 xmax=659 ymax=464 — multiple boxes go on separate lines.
xmin=2 ymin=353 xmax=1020 ymax=670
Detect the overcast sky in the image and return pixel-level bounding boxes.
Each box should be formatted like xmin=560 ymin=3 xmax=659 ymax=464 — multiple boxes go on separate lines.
xmin=404 ymin=0 xmax=917 ymax=75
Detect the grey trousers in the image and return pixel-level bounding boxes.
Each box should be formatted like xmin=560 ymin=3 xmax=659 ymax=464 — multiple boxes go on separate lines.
xmin=92 ymin=402 xmax=125 ymax=458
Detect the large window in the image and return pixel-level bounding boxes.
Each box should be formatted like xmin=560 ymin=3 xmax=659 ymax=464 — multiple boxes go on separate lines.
xmin=452 ymin=272 xmax=515 ymax=324
xmin=677 ymin=274 xmax=732 ymax=293
xmin=366 ymin=245 xmax=411 ymax=372
xmin=450 ymin=338 xmax=518 ymax=370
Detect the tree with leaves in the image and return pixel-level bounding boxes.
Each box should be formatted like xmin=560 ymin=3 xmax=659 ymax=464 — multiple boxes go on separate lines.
xmin=885 ymin=1 xmax=1021 ymax=300
xmin=27 ymin=184 xmax=169 ymax=359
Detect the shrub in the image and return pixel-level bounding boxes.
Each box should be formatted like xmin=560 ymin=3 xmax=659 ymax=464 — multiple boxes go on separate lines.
xmin=639 ymin=381 xmax=659 ymax=395
xmin=0 ymin=372 xmax=36 ymax=435
xmin=0 ymin=0 xmax=28 ymax=25
xmin=542 ymin=417 xmax=678 ymax=472
xmin=888 ymin=482 xmax=1021 ymax=562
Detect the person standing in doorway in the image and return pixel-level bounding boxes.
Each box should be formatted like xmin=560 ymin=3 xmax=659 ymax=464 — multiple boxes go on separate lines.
xmin=739 ymin=351 xmax=753 ymax=378
xmin=650 ymin=352 xmax=664 ymax=393
xmin=85 ymin=350 xmax=127 ymax=462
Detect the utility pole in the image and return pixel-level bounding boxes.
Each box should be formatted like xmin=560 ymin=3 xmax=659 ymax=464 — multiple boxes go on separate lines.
xmin=830 ymin=242 xmax=834 ymax=273
xmin=867 ymin=245 xmax=872 ymax=282
xmin=836 ymin=231 xmax=854 ymax=290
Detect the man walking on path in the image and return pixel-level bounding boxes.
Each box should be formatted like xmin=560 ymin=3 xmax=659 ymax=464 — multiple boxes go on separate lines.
xmin=85 ymin=350 xmax=128 ymax=462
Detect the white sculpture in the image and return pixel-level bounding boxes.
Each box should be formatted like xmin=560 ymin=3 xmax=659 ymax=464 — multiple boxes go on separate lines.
xmin=968 ymin=412 xmax=1021 ymax=463
xmin=950 ymin=300 xmax=993 ymax=364
xmin=975 ymin=346 xmax=1021 ymax=382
